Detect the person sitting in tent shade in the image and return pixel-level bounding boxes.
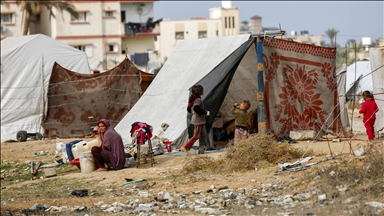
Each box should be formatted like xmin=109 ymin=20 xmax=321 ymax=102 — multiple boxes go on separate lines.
xmin=181 ymin=85 xmax=209 ymax=155
xmin=91 ymin=119 xmax=126 ymax=171
xmin=359 ymin=91 xmax=379 ymax=144
xmin=231 ymin=100 xmax=251 ymax=145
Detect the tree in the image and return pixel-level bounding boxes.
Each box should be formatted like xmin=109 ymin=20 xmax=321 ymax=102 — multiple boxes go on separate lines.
xmin=16 ymin=0 xmax=78 ymax=35
xmin=325 ymin=28 xmax=339 ymax=48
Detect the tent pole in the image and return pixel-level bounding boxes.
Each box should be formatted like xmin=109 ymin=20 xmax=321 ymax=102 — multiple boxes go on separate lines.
xmin=256 ymin=37 xmax=266 ymax=133
xmin=351 ymin=42 xmax=357 ymax=135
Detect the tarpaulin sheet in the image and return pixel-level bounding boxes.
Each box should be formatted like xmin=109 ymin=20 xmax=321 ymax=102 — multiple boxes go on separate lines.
xmin=369 ymin=47 xmax=384 ymax=131
xmin=42 ymin=57 xmax=143 ymax=138
xmin=263 ymin=38 xmax=344 ymax=137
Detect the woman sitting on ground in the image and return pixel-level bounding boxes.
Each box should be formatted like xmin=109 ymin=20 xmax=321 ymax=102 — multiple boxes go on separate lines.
xmin=91 ymin=119 xmax=125 ymax=172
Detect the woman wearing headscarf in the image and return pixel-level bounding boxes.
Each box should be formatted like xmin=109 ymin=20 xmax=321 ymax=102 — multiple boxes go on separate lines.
xmin=91 ymin=119 xmax=125 ymax=171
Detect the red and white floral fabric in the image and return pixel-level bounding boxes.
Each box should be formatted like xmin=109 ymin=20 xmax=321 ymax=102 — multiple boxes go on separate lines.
xmin=263 ymin=38 xmax=344 ymax=137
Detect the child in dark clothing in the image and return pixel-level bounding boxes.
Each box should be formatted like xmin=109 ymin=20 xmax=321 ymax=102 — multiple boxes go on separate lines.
xmin=359 ymin=91 xmax=379 ymax=143
xmin=231 ymin=100 xmax=251 ymax=145
xmin=182 ymin=85 xmax=209 ymax=155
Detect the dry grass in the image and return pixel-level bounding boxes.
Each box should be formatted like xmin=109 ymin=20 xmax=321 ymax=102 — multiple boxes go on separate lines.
xmin=182 ymin=133 xmax=313 ymax=174
xmin=317 ymin=144 xmax=384 ymax=199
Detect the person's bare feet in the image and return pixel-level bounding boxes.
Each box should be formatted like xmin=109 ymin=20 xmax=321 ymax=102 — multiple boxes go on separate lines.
xmin=180 ymin=147 xmax=190 ymax=156
xmin=95 ymin=167 xmax=108 ymax=172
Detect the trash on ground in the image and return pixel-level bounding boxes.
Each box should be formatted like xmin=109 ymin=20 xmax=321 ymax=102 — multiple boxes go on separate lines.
xmin=123 ymin=178 xmax=147 ymax=185
xmin=71 ymin=189 xmax=88 ymax=197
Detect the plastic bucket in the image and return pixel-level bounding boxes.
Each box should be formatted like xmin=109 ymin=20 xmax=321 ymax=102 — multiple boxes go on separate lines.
xmin=82 ymin=139 xmax=99 ymax=152
xmin=165 ymin=141 xmax=172 ymax=153
xmin=79 ymin=151 xmax=96 ymax=173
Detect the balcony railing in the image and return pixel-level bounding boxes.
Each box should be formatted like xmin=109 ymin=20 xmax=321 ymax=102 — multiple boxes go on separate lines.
xmin=123 ymin=18 xmax=162 ymax=36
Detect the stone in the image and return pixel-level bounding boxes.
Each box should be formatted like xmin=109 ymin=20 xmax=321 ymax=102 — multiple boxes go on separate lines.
xmin=133 ymin=206 xmax=154 ymax=213
xmin=194 ymin=207 xmax=226 ymax=214
xmin=43 ymin=168 xmax=56 ymax=178
xmin=318 ymin=194 xmax=326 ymax=201
xmin=100 ymin=204 xmax=108 ymax=209
xmin=354 ymin=147 xmax=364 ymax=156
xmin=365 ymin=201 xmax=384 ymax=209
xmin=139 ymin=191 xmax=150 ymax=197
xmin=164 ymin=192 xmax=174 ymax=202
xmin=105 ymin=207 xmax=115 ymax=212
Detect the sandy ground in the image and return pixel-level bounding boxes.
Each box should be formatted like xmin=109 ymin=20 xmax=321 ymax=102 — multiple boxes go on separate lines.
xmin=1 ymin=108 xmax=383 ymax=213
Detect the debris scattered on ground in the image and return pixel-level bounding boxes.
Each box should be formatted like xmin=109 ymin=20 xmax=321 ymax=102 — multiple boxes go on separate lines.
xmin=124 ymin=178 xmax=147 ymax=185
xmin=71 ymin=189 xmax=88 ymax=197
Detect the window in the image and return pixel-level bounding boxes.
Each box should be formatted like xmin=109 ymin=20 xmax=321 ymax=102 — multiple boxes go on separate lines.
xmin=228 ymin=17 xmax=231 ymax=28
xmin=121 ymin=11 xmax=126 ymax=22
xmin=103 ymin=10 xmax=114 ymax=18
xmin=1 ymin=13 xmax=14 ymax=24
xmin=30 ymin=14 xmax=41 ymax=22
xmin=106 ymin=44 xmax=118 ymax=53
xmin=175 ymin=32 xmax=184 ymax=40
xmin=232 ymin=17 xmax=235 ymax=28
xmin=73 ymin=45 xmax=93 ymax=57
xmin=71 ymin=12 xmax=88 ymax=22
xmin=216 ymin=30 xmax=219 ymax=36
xmin=225 ymin=17 xmax=227 ymax=28
xmin=198 ymin=31 xmax=207 ymax=39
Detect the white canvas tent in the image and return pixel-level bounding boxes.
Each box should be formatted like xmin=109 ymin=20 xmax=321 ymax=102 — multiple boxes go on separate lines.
xmin=115 ymin=34 xmax=344 ymax=147
xmin=115 ymin=34 xmax=258 ymax=146
xmin=369 ymin=47 xmax=384 ymax=132
xmin=346 ymin=58 xmax=372 ymax=100
xmin=336 ymin=63 xmax=351 ymax=132
xmin=1 ymin=34 xmax=90 ymax=142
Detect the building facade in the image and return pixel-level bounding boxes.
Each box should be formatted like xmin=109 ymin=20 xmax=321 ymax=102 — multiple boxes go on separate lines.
xmin=158 ymin=1 xmax=239 ymax=62
xmin=1 ymin=0 xmax=161 ymax=72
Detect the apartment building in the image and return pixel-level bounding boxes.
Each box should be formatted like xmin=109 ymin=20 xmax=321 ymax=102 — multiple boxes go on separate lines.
xmin=158 ymin=1 xmax=239 ymax=62
xmin=0 ymin=0 xmax=161 ymax=72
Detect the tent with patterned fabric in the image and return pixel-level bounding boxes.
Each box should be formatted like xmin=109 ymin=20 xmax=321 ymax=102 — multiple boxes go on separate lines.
xmin=114 ymin=35 xmax=344 ymax=148
xmin=42 ymin=57 xmax=151 ymax=138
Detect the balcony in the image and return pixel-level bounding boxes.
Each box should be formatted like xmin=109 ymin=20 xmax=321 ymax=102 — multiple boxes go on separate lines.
xmin=122 ymin=18 xmax=161 ymax=37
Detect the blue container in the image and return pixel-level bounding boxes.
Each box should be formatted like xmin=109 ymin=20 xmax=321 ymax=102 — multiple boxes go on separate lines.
xmin=66 ymin=140 xmax=82 ymax=161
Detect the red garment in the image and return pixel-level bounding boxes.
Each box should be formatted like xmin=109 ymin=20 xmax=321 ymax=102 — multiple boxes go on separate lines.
xmin=364 ymin=118 xmax=376 ymax=140
xmin=188 ymin=95 xmax=199 ymax=108
xmin=184 ymin=125 xmax=201 ymax=150
xmin=359 ymin=99 xmax=379 ymax=140
xmin=359 ymin=99 xmax=379 ymax=121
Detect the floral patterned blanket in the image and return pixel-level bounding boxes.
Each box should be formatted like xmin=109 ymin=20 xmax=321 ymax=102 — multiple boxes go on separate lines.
xmin=263 ymin=38 xmax=344 ymax=137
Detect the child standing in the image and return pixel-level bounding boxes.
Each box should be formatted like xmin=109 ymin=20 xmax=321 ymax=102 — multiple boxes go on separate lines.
xmin=359 ymin=91 xmax=379 ymax=143
xmin=181 ymin=85 xmax=209 ymax=155
xmin=231 ymin=100 xmax=251 ymax=145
